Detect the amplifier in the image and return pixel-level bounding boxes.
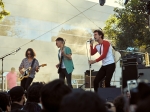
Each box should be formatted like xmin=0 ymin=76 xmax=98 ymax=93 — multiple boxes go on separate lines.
xmin=84 ymin=71 xmax=98 ymax=76
xmin=84 ymin=75 xmax=95 ymax=88
xmin=122 ymin=58 xmax=137 ymax=64
xmin=84 ymin=74 xmax=105 ymax=88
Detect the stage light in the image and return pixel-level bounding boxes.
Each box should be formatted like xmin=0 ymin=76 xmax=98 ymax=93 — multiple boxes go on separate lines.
xmin=99 ymin=0 xmax=106 ymax=6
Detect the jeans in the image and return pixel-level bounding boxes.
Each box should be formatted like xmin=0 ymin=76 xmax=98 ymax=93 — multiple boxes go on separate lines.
xmin=59 ymin=68 xmax=73 ymax=88
xmin=21 ymin=77 xmax=33 ymax=91
xmin=94 ymin=63 xmax=116 ymax=92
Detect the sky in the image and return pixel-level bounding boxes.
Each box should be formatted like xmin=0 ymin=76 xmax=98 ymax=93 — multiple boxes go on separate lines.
xmin=87 ymin=0 xmax=123 ymax=8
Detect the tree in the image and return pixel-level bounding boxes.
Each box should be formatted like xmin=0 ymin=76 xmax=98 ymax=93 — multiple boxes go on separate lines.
xmin=0 ymin=0 xmax=10 ymax=20
xmin=103 ymin=0 xmax=150 ymax=50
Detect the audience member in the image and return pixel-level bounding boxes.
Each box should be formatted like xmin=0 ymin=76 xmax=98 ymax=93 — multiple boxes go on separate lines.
xmin=9 ymin=86 xmax=25 ymax=111
xmin=2 ymin=78 xmax=150 ymax=112
xmin=137 ymin=82 xmax=150 ymax=101
xmin=0 ymin=92 xmax=11 ymax=112
xmin=23 ymin=102 xmax=41 ymax=112
xmin=113 ymin=95 xmax=129 ymax=112
xmin=6 ymin=67 xmax=17 ymax=89
xmin=136 ymin=96 xmax=150 ymax=112
xmin=60 ymin=91 xmax=107 ymax=112
xmin=41 ymin=79 xmax=71 ymax=112
xmin=11 ymin=109 xmax=26 ymax=112
xmin=27 ymin=82 xmax=44 ymax=109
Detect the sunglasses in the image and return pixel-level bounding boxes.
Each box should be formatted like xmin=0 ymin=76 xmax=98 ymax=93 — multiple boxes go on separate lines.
xmin=27 ymin=53 xmax=31 ymax=55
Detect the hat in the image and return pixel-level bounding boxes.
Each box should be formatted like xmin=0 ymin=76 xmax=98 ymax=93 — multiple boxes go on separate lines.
xmin=9 ymin=86 xmax=24 ymax=101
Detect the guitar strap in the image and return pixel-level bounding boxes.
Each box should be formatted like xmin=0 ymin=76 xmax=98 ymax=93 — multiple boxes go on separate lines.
xmin=60 ymin=56 xmax=63 ymax=67
xmin=60 ymin=47 xmax=65 ymax=66
xmin=31 ymin=58 xmax=36 ymax=69
xmin=58 ymin=49 xmax=64 ymax=73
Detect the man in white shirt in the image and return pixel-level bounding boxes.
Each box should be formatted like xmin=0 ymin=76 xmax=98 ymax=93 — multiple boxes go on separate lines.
xmin=89 ymin=30 xmax=116 ymax=92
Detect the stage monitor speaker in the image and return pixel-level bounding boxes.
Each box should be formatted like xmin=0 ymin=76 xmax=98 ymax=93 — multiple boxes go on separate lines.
xmin=72 ymin=88 xmax=84 ymax=93
xmin=98 ymin=88 xmax=121 ymax=101
xmin=122 ymin=64 xmax=138 ymax=89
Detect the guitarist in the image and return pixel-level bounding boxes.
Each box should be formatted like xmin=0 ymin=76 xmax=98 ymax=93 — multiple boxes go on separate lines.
xmin=55 ymin=37 xmax=74 ymax=88
xmin=19 ymin=48 xmax=39 ymax=91
xmin=89 ymin=30 xmax=116 ymax=92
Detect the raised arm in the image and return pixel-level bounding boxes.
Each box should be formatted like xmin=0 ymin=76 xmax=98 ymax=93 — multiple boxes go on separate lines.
xmin=90 ymin=45 xmax=97 ymax=55
xmin=63 ymin=47 xmax=72 ymax=60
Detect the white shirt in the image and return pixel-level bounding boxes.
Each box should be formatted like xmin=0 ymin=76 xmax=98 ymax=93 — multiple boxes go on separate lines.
xmin=90 ymin=40 xmax=115 ymax=66
xmin=96 ymin=44 xmax=115 ymax=66
xmin=59 ymin=50 xmax=66 ymax=68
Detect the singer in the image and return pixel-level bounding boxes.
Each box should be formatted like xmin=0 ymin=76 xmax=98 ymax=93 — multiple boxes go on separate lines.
xmin=89 ymin=30 xmax=115 ymax=92
xmin=55 ymin=37 xmax=74 ymax=88
xmin=19 ymin=48 xmax=39 ymax=91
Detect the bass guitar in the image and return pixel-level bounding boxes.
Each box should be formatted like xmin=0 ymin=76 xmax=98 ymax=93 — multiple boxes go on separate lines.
xmin=58 ymin=48 xmax=64 ymax=73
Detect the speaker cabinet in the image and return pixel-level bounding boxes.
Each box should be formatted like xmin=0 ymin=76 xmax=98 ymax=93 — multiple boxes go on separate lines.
xmin=98 ymin=88 xmax=121 ymax=101
xmin=122 ymin=64 xmax=138 ymax=89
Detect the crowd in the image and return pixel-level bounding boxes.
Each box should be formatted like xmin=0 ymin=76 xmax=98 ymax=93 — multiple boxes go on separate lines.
xmin=0 ymin=79 xmax=150 ymax=112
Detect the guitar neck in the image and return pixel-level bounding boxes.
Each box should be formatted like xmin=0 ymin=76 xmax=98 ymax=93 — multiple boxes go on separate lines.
xmin=39 ymin=65 xmax=43 ymax=68
xmin=38 ymin=64 xmax=46 ymax=68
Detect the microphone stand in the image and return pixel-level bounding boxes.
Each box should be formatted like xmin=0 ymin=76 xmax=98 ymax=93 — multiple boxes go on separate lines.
xmin=78 ymin=82 xmax=88 ymax=89
xmin=86 ymin=40 xmax=93 ymax=91
xmin=89 ymin=45 xmax=92 ymax=91
xmin=0 ymin=48 xmax=21 ymax=91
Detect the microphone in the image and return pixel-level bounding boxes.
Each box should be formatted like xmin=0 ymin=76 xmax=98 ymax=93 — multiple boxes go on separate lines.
xmin=87 ymin=39 xmax=94 ymax=43
xmin=15 ymin=48 xmax=21 ymax=52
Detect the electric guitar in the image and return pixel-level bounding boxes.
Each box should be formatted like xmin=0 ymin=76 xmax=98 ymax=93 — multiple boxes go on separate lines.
xmin=19 ymin=64 xmax=47 ymax=81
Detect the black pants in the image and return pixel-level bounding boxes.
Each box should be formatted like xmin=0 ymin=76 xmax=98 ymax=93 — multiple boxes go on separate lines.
xmin=94 ymin=63 xmax=116 ymax=92
xmin=59 ymin=68 xmax=73 ymax=88
xmin=21 ymin=77 xmax=33 ymax=91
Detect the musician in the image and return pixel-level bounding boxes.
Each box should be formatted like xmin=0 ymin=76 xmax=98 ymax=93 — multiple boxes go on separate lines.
xmin=89 ymin=30 xmax=115 ymax=92
xmin=19 ymin=48 xmax=39 ymax=91
xmin=55 ymin=37 xmax=74 ymax=88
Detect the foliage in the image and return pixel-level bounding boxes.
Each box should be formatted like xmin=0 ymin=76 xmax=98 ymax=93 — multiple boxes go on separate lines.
xmin=0 ymin=0 xmax=10 ymax=20
xmin=103 ymin=0 xmax=150 ymax=50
